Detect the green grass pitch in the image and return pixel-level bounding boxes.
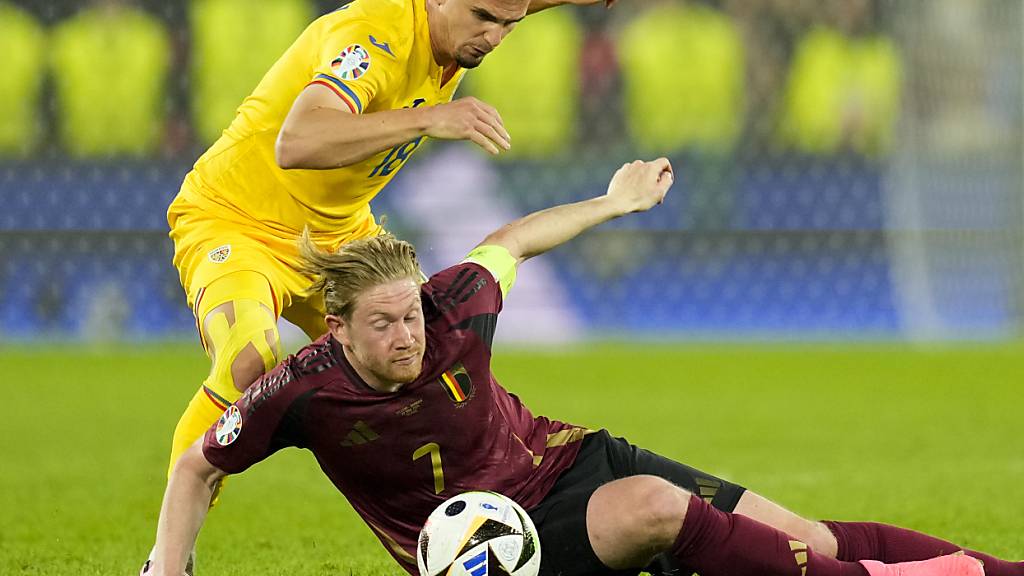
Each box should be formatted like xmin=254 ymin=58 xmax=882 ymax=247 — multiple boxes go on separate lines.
xmin=2 ymin=341 xmax=1022 ymax=575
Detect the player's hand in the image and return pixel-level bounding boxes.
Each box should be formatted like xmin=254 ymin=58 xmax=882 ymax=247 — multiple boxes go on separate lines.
xmin=423 ymin=97 xmax=511 ymax=155
xmin=605 ymin=158 xmax=674 ymax=214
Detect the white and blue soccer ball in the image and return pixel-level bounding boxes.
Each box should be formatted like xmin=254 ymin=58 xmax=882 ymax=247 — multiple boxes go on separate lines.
xmin=417 ymin=491 xmax=541 ymax=576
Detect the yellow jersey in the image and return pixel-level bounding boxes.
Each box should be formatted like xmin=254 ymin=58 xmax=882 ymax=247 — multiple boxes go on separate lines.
xmin=175 ymin=0 xmax=466 ymax=236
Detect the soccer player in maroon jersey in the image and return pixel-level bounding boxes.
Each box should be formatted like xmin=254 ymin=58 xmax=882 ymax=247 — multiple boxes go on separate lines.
xmin=145 ymin=159 xmax=1019 ymax=576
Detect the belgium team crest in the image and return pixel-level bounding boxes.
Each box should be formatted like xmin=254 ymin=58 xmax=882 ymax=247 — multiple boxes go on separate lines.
xmin=331 ymin=44 xmax=370 ymax=80
xmin=438 ymin=362 xmax=473 ymax=404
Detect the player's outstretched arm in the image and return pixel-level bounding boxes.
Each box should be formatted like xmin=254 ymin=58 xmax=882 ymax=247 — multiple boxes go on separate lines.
xmin=148 ymin=440 xmax=226 ymax=576
xmin=479 ymin=158 xmax=673 ymax=264
xmin=276 ymin=85 xmax=510 ymax=169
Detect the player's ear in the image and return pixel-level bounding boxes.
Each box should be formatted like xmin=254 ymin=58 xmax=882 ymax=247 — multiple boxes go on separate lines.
xmin=325 ymin=314 xmax=349 ymax=344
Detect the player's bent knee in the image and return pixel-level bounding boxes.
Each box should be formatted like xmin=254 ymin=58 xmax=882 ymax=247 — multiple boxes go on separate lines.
xmin=589 ymin=475 xmax=691 ymax=567
xmin=230 ymin=342 xmax=277 ymax=392
xmin=626 ymin=476 xmax=691 ymax=546
xmin=202 ymin=299 xmax=281 ymax=396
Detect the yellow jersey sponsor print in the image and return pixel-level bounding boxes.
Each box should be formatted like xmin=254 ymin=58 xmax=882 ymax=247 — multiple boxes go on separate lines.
xmin=177 ymin=0 xmax=466 ymax=235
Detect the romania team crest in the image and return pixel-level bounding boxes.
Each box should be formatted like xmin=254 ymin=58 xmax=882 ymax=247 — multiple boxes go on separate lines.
xmin=331 ymin=44 xmax=371 ymax=80
xmin=438 ymin=362 xmax=473 ymax=404
xmin=215 ymin=405 xmax=242 ymax=446
xmin=207 ymin=244 xmax=231 ymax=263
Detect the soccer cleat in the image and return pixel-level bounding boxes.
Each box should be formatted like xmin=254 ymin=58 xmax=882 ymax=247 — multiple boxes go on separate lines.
xmin=860 ymin=554 xmax=985 ymax=576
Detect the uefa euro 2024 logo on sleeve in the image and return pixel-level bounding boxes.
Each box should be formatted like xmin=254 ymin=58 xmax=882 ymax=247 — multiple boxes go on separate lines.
xmin=331 ymin=44 xmax=370 ymax=80
xmin=215 ymin=405 xmax=242 ymax=446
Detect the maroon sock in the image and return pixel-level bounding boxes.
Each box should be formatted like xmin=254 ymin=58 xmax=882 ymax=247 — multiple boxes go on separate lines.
xmin=673 ymin=496 xmax=868 ymax=576
xmin=824 ymin=521 xmax=1023 ymax=576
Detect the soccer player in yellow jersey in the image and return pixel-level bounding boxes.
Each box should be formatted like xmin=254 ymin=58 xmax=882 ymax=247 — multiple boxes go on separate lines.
xmin=164 ymin=0 xmax=612 ymax=506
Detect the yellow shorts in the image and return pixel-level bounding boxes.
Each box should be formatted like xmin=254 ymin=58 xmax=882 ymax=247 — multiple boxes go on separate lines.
xmin=167 ymin=187 xmax=383 ymax=337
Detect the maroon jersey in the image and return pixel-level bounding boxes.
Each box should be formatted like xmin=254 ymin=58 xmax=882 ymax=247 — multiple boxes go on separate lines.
xmin=203 ymin=262 xmax=587 ymax=572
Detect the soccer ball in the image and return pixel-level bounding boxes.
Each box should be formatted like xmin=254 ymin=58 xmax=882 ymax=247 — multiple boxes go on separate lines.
xmin=417 ymin=491 xmax=541 ymax=576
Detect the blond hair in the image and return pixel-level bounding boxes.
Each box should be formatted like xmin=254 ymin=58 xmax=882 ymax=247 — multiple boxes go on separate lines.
xmin=299 ymin=229 xmax=421 ymax=319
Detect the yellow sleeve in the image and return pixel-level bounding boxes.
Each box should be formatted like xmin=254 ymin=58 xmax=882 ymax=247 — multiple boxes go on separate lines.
xmin=463 ymin=245 xmax=518 ymax=298
xmin=309 ymin=11 xmax=404 ymax=114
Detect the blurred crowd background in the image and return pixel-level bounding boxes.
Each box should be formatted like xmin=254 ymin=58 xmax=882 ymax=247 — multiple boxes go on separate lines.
xmin=0 ymin=0 xmax=1021 ymax=342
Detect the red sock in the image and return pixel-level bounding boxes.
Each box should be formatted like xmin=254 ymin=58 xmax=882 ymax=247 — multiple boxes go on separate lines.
xmin=673 ymin=496 xmax=869 ymax=576
xmin=824 ymin=521 xmax=1023 ymax=576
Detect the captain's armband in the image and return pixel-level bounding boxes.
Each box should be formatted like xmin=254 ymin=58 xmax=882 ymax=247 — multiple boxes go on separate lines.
xmin=463 ymin=245 xmax=517 ymax=297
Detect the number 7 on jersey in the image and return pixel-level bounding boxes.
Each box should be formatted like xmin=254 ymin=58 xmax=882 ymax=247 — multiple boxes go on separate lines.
xmin=413 ymin=442 xmax=445 ymax=494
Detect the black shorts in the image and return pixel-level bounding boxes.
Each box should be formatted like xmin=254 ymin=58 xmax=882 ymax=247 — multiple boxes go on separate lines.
xmin=528 ymin=430 xmax=745 ymax=576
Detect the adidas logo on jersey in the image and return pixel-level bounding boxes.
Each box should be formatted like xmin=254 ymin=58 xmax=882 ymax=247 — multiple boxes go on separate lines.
xmin=339 ymin=420 xmax=380 ymax=447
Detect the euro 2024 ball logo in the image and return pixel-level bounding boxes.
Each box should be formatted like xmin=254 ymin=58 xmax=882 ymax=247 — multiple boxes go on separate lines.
xmin=331 ymin=44 xmax=370 ymax=80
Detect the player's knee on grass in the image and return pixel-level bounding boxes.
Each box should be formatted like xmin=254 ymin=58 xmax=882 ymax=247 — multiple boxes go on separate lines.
xmin=202 ymin=298 xmax=281 ymax=396
xmin=587 ymin=475 xmax=692 ymax=570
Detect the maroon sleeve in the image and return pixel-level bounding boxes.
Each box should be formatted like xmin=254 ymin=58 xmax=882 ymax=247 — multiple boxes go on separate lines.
xmin=423 ymin=262 xmax=503 ymax=348
xmin=202 ymin=357 xmax=317 ymax=474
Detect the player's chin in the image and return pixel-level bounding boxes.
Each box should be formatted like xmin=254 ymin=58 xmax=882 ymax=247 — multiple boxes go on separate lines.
xmin=389 ymin=360 xmax=424 ymax=384
xmin=455 ymin=51 xmax=486 ymax=69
